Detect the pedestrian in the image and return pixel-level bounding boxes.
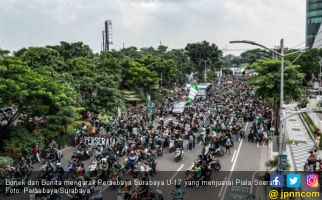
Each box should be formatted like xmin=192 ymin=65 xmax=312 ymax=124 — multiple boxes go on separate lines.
xmin=32 ymin=144 xmax=41 ymax=162
xmin=225 ymin=137 xmax=232 ymax=155
xmin=188 ymin=133 xmax=193 ymax=150
xmin=315 ymin=131 xmax=320 ymax=149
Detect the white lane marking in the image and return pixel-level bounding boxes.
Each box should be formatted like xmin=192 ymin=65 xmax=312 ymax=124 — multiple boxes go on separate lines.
xmin=231 ymin=150 xmax=237 ymax=162
xmin=230 ymin=135 xmax=244 ymax=172
xmin=220 ymin=122 xmax=248 ymax=200
xmin=103 ymin=184 xmax=110 ymax=190
xmin=218 ymin=176 xmax=227 ymax=197
xmin=170 ymin=164 xmax=185 ymax=181
xmin=249 ymin=171 xmax=258 ymax=194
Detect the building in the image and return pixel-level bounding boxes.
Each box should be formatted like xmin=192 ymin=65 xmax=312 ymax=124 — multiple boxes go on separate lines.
xmin=306 ymin=0 xmax=322 ymax=48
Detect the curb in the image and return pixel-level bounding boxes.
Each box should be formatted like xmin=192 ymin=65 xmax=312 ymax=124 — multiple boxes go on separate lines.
xmin=296 ymin=107 xmax=316 ymax=142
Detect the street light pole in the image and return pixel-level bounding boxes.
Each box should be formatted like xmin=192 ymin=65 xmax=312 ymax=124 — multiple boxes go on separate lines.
xmin=204 ymin=61 xmax=207 ymax=82
xmin=319 ymin=58 xmax=322 ymax=95
xmin=199 ymin=59 xmax=212 ymax=82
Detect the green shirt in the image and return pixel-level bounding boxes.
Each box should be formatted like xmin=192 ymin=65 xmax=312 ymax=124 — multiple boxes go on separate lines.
xmin=195 ymin=166 xmax=202 ymax=178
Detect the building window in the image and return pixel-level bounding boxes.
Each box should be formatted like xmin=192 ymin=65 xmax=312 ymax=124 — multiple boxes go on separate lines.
xmin=308 ymin=10 xmax=322 ymax=17
xmin=308 ymin=3 xmax=322 ymax=10
xmin=308 ymin=17 xmax=322 ymax=24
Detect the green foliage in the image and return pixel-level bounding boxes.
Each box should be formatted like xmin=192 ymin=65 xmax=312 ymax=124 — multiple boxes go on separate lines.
xmin=302 ymin=112 xmax=317 ymax=138
xmin=20 ymin=47 xmax=65 ymax=73
xmin=0 ymin=49 xmax=10 ymax=59
xmin=297 ymin=97 xmax=309 ymax=109
xmin=0 ymin=157 xmax=14 ymax=169
xmin=47 ymin=41 xmax=94 ymax=61
xmin=285 ymin=48 xmax=321 ymax=84
xmin=248 ymin=59 xmax=305 ymax=103
xmin=0 ymin=56 xmax=77 ymax=137
xmin=240 ymin=49 xmax=270 ymax=64
xmin=222 ymin=68 xmax=233 ymax=75
xmin=125 ymin=61 xmax=158 ymax=91
xmin=2 ymin=125 xmax=44 ymax=159
xmin=185 ymin=41 xmax=223 ymax=71
xmin=248 ymin=58 xmax=305 ymax=132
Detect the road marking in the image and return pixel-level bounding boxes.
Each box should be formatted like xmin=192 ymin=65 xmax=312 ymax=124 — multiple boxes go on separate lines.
xmin=231 ymin=150 xmax=237 ymax=162
xmin=249 ymin=171 xmax=258 ymax=194
xmin=103 ymin=184 xmax=110 ymax=190
xmin=170 ymin=164 xmax=184 ymax=181
xmin=230 ymin=135 xmax=244 ymax=172
xmin=218 ymin=176 xmax=227 ymax=197
xmin=220 ymin=122 xmax=248 ymax=200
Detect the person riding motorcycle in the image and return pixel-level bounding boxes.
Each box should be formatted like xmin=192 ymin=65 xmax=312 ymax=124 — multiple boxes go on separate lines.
xmin=174 ymin=183 xmax=184 ymax=200
xmin=146 ymin=152 xmax=156 ymax=174
xmin=128 ymin=150 xmax=138 ymax=170
xmin=194 ymin=163 xmax=202 ymax=186
xmin=307 ymin=151 xmax=317 ymax=170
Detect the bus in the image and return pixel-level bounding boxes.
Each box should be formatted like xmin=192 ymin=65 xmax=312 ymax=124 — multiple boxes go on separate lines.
xmin=197 ymin=83 xmax=212 ymax=99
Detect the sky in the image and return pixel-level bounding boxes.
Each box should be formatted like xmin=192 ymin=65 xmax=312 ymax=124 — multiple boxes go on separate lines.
xmin=0 ymin=0 xmax=306 ymax=55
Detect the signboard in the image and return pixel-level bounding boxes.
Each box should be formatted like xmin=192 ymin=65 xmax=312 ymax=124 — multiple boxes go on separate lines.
xmin=84 ymin=137 xmax=106 ymax=146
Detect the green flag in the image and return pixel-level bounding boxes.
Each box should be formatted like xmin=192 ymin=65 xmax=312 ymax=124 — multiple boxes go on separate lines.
xmin=240 ymin=64 xmax=245 ymax=73
xmin=187 ymin=82 xmax=199 ymax=103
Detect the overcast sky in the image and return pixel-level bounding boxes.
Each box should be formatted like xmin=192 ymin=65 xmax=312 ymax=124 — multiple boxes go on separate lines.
xmin=0 ymin=0 xmax=305 ymax=55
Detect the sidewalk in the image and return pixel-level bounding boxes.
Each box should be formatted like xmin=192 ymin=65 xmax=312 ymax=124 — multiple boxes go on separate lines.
xmin=284 ymin=104 xmax=316 ymax=172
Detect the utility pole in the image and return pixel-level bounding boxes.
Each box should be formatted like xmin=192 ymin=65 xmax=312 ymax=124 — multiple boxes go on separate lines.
xmin=279 ymin=39 xmax=286 ymax=172
xmin=204 ymin=61 xmax=207 ymax=82
xmin=319 ymin=57 xmax=322 ymax=95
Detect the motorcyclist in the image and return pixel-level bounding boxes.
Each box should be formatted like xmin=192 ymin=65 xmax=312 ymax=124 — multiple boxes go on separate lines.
xmin=128 ymin=150 xmax=138 ymax=170
xmin=55 ymin=162 xmax=64 ymax=181
xmin=194 ymin=163 xmax=202 ymax=187
xmin=146 ymin=152 xmax=156 ymax=174
xmin=174 ymin=183 xmax=184 ymax=200
xmin=307 ymin=151 xmax=317 ymax=170
xmin=45 ymin=161 xmax=54 ymax=179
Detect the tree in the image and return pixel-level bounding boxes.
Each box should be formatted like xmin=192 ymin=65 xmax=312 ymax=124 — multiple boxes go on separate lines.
xmin=0 ymin=56 xmax=77 ymax=138
xmin=248 ymin=59 xmax=305 ymax=132
xmin=19 ymin=47 xmax=65 ymax=73
xmin=0 ymin=49 xmax=10 ymax=59
xmin=125 ymin=60 xmax=158 ymax=91
xmin=285 ymin=48 xmax=321 ymax=85
xmin=185 ymin=41 xmax=222 ymax=71
xmin=47 ymin=41 xmax=93 ymax=61
xmin=240 ymin=49 xmax=270 ymax=64
xmin=120 ymin=46 xmax=141 ymax=59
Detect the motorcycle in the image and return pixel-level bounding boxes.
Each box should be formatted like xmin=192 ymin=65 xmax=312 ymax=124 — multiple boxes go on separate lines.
xmin=169 ymin=139 xmax=175 ymax=153
xmin=155 ymin=144 xmax=163 ymax=156
xmin=110 ymin=171 xmax=120 ymax=190
xmin=44 ymin=148 xmax=55 ymax=161
xmin=73 ymin=149 xmax=90 ymax=161
xmin=207 ymin=159 xmax=221 ymax=171
xmin=174 ymin=148 xmax=184 ymax=162
xmin=212 ymin=147 xmax=225 ymax=157
xmin=88 ymin=160 xmax=98 ymax=177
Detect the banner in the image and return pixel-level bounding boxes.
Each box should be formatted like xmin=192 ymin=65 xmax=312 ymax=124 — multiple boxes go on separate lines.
xmin=187 ymin=82 xmax=199 ymax=103
xmin=84 ymin=137 xmax=106 ymax=146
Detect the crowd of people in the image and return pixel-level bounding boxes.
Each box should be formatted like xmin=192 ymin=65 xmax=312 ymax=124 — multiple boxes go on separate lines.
xmin=1 ymin=75 xmax=276 ymax=200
